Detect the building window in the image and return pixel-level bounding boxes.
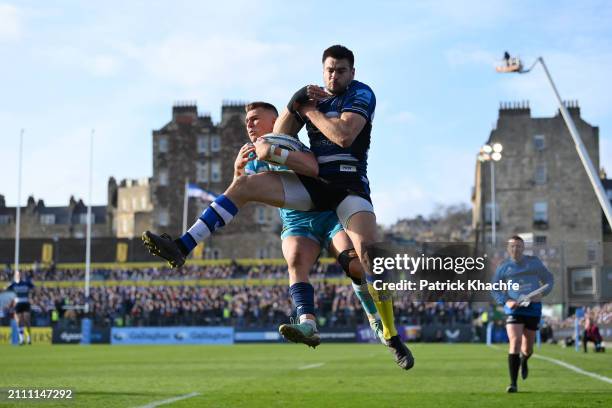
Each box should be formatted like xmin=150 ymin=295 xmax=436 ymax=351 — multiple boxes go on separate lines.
xmin=211 ymin=135 xmax=221 ymax=152
xmin=158 ymin=169 xmax=168 ymax=186
xmin=158 ymin=136 xmax=168 ymax=153
xmin=0 ymin=215 xmax=12 ymax=224
xmin=79 ymin=213 xmax=95 ymax=224
xmin=535 ymin=164 xmax=547 ymax=185
xmin=197 ymin=163 xmax=209 ymax=182
xmin=211 ymin=161 xmax=221 ymax=182
xmin=533 ymin=201 xmax=548 ymax=224
xmin=40 ymin=214 xmax=56 ymax=225
xmin=158 ymin=209 xmax=169 ymax=226
xmin=534 ymin=235 xmax=547 ymax=245
xmin=484 ymin=202 xmax=500 ymax=224
xmin=198 ymin=135 xmax=209 ymax=154
xmin=132 ymin=198 xmax=138 ymax=210
xmin=570 ymin=268 xmax=594 ymax=295
xmin=533 ymin=134 xmax=545 ymax=151
xmin=141 ymin=196 xmax=147 ymax=209
xmin=587 ymin=241 xmax=598 ymax=263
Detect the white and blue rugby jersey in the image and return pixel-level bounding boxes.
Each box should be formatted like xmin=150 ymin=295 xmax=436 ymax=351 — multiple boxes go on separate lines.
xmin=7 ymin=279 xmax=34 ymax=304
xmin=301 ymin=80 xmax=375 ymax=189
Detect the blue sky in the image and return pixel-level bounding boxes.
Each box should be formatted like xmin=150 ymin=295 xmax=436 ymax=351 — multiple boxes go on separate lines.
xmin=1 ymin=1 xmax=611 ymax=225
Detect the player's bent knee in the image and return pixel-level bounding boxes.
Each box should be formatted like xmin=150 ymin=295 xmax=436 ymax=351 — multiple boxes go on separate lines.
xmin=338 ymin=248 xmax=358 ymax=274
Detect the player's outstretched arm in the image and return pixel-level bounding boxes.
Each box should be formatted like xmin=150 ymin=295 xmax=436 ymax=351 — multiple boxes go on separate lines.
xmin=254 ymin=139 xmax=318 ymax=178
xmin=301 ymin=108 xmax=366 ymax=148
xmin=273 ymin=107 xmax=304 ymax=136
xmin=284 ymin=150 xmax=318 ymax=177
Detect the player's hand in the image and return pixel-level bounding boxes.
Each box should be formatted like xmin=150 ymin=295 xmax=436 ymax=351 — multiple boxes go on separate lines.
xmin=287 ymin=86 xmax=309 ymax=113
xmin=254 ymin=139 xmax=272 ymax=161
xmin=234 ymin=143 xmax=256 ymax=172
xmin=505 ymin=300 xmax=518 ymax=309
xmin=306 ymin=84 xmax=331 ymax=101
xmin=297 ymin=99 xmax=317 ymax=116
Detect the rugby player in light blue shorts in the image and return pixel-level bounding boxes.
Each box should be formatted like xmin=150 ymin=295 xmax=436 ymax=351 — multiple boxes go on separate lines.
xmin=237 ymin=101 xmax=384 ymax=349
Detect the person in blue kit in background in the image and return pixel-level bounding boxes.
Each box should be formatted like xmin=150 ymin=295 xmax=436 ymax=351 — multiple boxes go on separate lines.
xmin=491 ymin=235 xmax=554 ymax=393
xmin=5 ymin=270 xmax=35 ymax=345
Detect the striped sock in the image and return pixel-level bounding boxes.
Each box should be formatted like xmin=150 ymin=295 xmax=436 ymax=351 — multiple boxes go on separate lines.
xmin=178 ymin=195 xmax=238 ymax=254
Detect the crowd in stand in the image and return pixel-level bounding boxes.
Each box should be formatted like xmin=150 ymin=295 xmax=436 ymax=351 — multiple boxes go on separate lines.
xmin=4 ymin=283 xmax=477 ymax=328
xmin=549 ymin=302 xmax=612 ymax=329
xmin=2 ymin=262 xmax=343 ymax=282
xmin=5 ymin=264 xmax=607 ymax=331
xmin=1 ymin=262 xmax=477 ymax=328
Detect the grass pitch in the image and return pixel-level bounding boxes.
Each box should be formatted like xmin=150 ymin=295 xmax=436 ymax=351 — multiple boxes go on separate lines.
xmin=1 ymin=343 xmax=610 ymax=407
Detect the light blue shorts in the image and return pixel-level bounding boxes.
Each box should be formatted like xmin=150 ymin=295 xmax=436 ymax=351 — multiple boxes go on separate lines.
xmin=280 ymin=210 xmax=344 ymax=249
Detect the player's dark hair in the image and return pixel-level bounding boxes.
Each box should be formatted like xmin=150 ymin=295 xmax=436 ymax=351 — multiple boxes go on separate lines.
xmin=508 ymin=235 xmax=524 ymax=243
xmin=322 ymin=45 xmax=354 ymax=67
xmin=245 ymin=101 xmax=278 ymax=116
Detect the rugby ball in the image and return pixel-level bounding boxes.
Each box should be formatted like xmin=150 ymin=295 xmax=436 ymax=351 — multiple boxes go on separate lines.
xmin=260 ymin=133 xmax=306 ymax=152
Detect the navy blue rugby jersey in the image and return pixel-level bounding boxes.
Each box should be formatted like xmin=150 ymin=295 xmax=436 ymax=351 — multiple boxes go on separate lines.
xmin=7 ymin=279 xmax=34 ymax=304
xmin=301 ymin=80 xmax=376 ymax=188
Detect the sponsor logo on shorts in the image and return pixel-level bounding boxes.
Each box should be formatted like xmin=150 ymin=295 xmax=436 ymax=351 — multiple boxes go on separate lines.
xmin=340 ymin=165 xmax=357 ymax=172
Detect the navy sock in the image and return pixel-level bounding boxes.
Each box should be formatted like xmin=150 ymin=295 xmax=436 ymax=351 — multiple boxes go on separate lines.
xmin=289 ymin=282 xmax=315 ymax=317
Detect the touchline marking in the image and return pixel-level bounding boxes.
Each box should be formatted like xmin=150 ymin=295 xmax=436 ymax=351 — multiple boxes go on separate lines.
xmin=298 ymin=362 xmax=325 ymax=370
xmin=532 ymin=354 xmax=612 ymax=385
xmin=488 ymin=344 xmax=611 ymax=385
xmin=135 ymin=392 xmax=201 ymax=408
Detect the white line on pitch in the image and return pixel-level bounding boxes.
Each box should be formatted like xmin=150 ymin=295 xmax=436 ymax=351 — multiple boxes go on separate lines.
xmin=298 ymin=362 xmax=325 ymax=370
xmin=532 ymin=354 xmax=612 ymax=385
xmin=488 ymin=344 xmax=612 ymax=385
xmin=134 ymin=392 xmax=201 ymax=408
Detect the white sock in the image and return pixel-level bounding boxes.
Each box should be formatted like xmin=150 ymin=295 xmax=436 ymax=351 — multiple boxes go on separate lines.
xmin=299 ymin=315 xmax=317 ymax=330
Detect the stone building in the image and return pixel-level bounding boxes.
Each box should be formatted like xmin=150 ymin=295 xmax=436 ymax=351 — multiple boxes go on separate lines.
xmin=111 ymin=177 xmax=153 ymax=238
xmin=150 ymin=102 xmax=282 ymax=259
xmin=0 ymin=194 xmax=110 ymax=240
xmin=472 ymin=101 xmax=610 ymax=303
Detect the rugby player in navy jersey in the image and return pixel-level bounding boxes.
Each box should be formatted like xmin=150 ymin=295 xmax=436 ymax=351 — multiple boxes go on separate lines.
xmin=491 ymin=235 xmax=554 ymax=393
xmin=142 ymin=45 xmax=413 ymax=369
xmin=238 ymin=102 xmax=385 ymax=349
xmin=5 ymin=270 xmax=35 ymax=345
